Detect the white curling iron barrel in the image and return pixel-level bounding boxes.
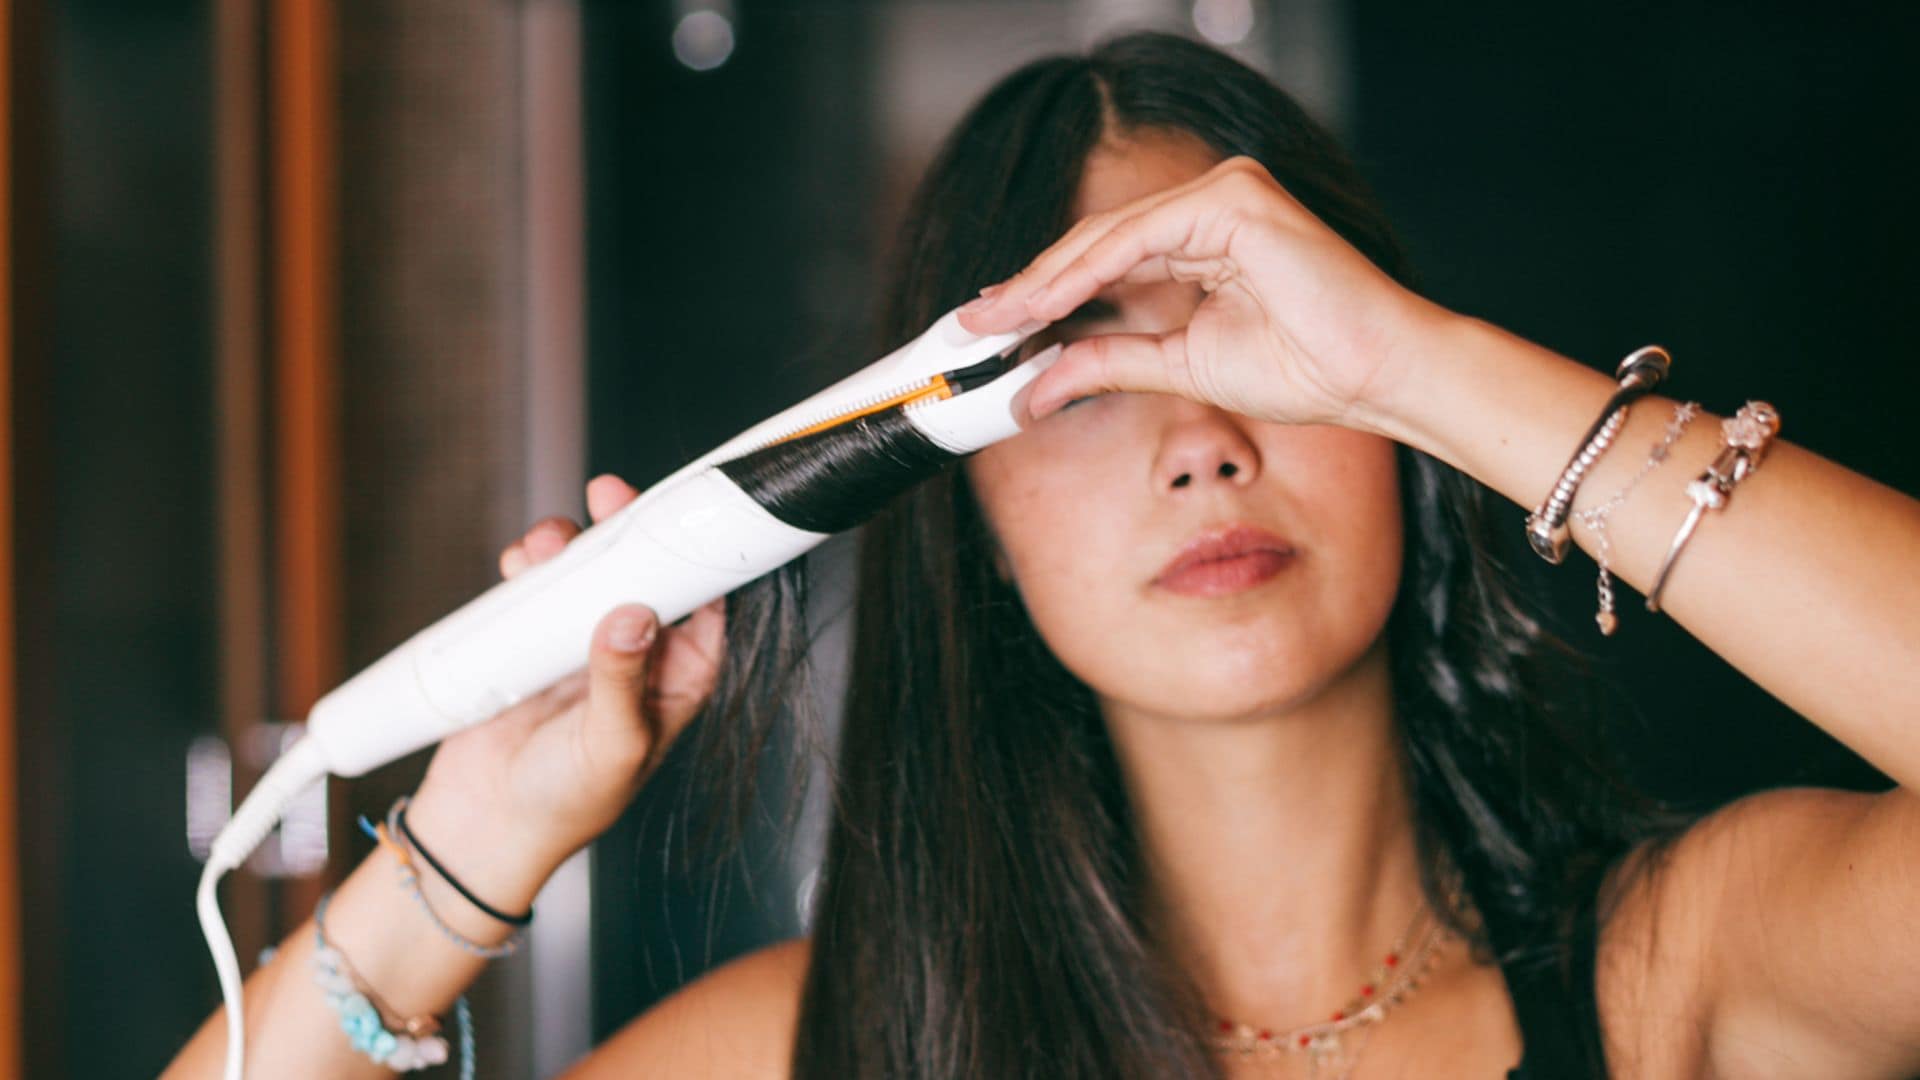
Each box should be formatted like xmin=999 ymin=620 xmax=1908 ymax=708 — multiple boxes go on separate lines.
xmin=197 ymin=305 xmax=1052 ymax=1080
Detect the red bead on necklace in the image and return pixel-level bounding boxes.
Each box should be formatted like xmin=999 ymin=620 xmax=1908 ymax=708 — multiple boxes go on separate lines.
xmin=1203 ymin=897 xmax=1455 ymax=1075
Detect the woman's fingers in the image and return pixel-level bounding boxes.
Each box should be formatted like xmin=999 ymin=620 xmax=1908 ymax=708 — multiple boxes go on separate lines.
xmin=500 ymin=545 xmax=529 ymax=579
xmin=1026 ymin=184 xmax=1257 ymax=323
xmin=500 ymin=516 xmax=582 ymax=579
xmin=957 ymin=156 xmax=1293 ymax=338
xmin=964 ymin=212 xmax=1130 ymax=325
xmin=957 ymin=202 xmax=1164 ymax=336
xmin=1009 ymin=161 xmax=1228 ymax=296
xmin=579 ymin=596 xmax=727 ymax=777
xmin=585 ymin=473 xmax=639 ymax=523
xmin=581 ymin=604 xmax=662 ymax=768
xmin=496 ymin=474 xmax=720 ymax=769
xmin=498 ymin=475 xmax=638 ymax=579
xmin=1025 ymin=328 xmax=1192 ymax=423
xmin=643 ymin=597 xmax=727 ymax=738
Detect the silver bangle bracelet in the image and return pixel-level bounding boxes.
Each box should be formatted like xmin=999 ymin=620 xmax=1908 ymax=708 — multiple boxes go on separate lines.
xmin=1525 ymin=346 xmax=1673 ymax=564
xmin=1645 ymin=400 xmax=1781 ymax=613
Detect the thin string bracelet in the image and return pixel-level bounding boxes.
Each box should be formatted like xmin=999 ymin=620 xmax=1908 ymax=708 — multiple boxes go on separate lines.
xmin=358 ymin=813 xmax=527 ymax=959
xmin=1570 ymin=399 xmax=1701 ymax=635
xmin=394 ymin=795 xmax=534 ymax=928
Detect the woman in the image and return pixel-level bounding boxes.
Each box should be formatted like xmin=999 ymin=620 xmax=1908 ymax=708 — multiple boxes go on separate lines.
xmin=166 ymin=31 xmax=1920 ymax=1079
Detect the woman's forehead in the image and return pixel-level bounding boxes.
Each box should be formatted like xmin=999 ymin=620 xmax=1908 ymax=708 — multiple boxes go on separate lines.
xmin=1071 ymin=126 xmax=1222 ymax=218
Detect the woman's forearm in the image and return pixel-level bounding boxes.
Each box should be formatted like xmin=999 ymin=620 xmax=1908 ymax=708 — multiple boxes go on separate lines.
xmin=162 ymin=791 xmax=558 ymax=1078
xmin=1365 ymin=311 xmax=1920 ymax=789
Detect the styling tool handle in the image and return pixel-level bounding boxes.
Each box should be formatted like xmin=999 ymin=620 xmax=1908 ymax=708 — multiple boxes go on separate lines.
xmin=306 ymin=467 xmax=824 ymax=777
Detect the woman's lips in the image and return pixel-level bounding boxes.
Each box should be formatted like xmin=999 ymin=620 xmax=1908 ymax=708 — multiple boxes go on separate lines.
xmin=1152 ymin=524 xmax=1299 ymax=597
xmin=1152 ymin=548 xmax=1297 ymax=596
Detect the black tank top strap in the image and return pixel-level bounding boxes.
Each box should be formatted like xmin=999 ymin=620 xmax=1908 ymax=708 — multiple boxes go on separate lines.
xmin=1497 ymin=856 xmax=1611 ymax=1079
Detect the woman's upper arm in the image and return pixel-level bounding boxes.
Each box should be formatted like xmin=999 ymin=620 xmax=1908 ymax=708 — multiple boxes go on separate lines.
xmin=556 ymin=936 xmax=811 ymax=1080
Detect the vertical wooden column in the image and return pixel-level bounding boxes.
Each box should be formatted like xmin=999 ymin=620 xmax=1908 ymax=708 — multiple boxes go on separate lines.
xmin=211 ymin=0 xmax=341 ymax=964
xmin=0 ymin=0 xmax=50 ymax=1072
xmin=0 ymin=0 xmax=19 ymax=1072
xmin=270 ymin=0 xmax=338 ymax=930
xmin=271 ymin=0 xmax=341 ymax=713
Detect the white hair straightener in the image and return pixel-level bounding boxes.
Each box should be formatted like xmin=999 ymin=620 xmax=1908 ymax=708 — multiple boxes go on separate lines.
xmin=197 ymin=304 xmax=1053 ymax=1079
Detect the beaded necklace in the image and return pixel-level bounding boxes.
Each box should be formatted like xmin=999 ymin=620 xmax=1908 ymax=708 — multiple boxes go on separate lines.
xmin=1204 ymin=901 xmax=1453 ymax=1078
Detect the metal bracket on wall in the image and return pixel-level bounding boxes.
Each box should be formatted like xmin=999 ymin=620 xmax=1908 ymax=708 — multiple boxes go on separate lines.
xmin=186 ymin=721 xmax=329 ymax=878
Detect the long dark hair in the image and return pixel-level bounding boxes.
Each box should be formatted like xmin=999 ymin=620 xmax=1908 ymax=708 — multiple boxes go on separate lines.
xmin=674 ymin=30 xmax=1683 ymax=1079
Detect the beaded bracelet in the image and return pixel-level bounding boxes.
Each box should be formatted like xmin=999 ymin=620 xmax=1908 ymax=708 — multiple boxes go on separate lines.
xmin=312 ymin=891 xmax=476 ymax=1078
xmin=360 ymin=811 xmax=528 ymax=959
xmin=1525 ymin=345 xmax=1673 ymax=564
xmin=1645 ymin=400 xmax=1781 ymax=612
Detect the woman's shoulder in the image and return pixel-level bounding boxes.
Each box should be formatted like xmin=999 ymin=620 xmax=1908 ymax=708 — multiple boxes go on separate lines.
xmin=1589 ymin=786 xmax=1882 ymax=1076
xmin=1589 ymin=780 xmax=1920 ymax=1076
xmin=556 ymin=935 xmax=813 ymax=1079
xmin=1588 ymin=799 xmax=1748 ymax=1077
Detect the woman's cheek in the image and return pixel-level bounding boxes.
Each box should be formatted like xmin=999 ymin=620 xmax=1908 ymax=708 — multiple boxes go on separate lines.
xmin=1298 ymin=431 xmax=1403 ymax=636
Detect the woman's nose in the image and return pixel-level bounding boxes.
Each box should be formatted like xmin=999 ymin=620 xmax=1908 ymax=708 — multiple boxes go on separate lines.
xmin=1152 ymin=402 xmax=1261 ymax=492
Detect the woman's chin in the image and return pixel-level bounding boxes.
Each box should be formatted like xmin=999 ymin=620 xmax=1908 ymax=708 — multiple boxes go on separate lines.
xmin=1100 ymin=664 xmax=1329 ymax=725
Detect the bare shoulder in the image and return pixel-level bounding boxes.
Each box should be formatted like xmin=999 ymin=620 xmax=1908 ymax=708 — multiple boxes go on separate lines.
xmin=1591 ymin=786 xmax=1887 ymax=1076
xmin=556 ymin=936 xmax=814 ymax=1080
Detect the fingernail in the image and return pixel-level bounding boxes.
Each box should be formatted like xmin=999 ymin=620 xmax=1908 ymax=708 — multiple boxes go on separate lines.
xmin=609 ymin=610 xmax=656 ymax=652
xmin=1024 ymin=382 xmax=1057 ymax=422
xmin=1026 ymin=342 xmax=1064 ymax=372
xmin=960 ymin=282 xmax=1010 ymax=313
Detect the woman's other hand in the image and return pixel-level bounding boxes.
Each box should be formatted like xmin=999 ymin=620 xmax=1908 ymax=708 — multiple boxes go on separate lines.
xmin=407 ymin=473 xmax=728 ymax=888
xmin=957 ymin=155 xmax=1453 ymax=434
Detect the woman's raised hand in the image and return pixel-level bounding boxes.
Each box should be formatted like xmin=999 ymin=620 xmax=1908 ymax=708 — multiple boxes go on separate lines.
xmin=407 ymin=473 xmax=728 ymax=886
xmin=956 ymin=155 xmax=1452 ymax=434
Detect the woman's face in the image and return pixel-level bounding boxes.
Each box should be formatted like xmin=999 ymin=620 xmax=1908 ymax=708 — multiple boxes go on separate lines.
xmin=962 ymin=126 xmax=1405 ymax=724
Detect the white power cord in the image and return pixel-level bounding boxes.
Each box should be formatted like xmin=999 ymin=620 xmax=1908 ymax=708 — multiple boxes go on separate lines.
xmin=196 ymin=736 xmax=331 ymax=1080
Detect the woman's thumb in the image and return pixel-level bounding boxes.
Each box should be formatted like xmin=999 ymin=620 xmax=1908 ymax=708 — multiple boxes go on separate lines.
xmin=586 ymin=604 xmax=659 ymax=737
xmin=1025 ymin=329 xmax=1186 ymax=422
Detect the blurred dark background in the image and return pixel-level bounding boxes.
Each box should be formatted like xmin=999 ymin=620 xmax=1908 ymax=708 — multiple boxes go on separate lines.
xmin=4 ymin=1 xmax=1914 ymax=1075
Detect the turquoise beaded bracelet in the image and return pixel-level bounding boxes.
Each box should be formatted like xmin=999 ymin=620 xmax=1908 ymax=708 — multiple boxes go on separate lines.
xmin=312 ymin=891 xmax=476 ymax=1077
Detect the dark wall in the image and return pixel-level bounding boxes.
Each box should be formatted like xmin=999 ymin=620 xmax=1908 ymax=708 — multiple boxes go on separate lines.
xmin=1346 ymin=1 xmax=1916 ymax=804
xmin=19 ymin=2 xmax=218 ymax=1076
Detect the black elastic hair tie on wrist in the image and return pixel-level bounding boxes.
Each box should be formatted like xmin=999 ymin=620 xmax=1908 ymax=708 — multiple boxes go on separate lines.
xmin=395 ymin=803 xmax=536 ymax=927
